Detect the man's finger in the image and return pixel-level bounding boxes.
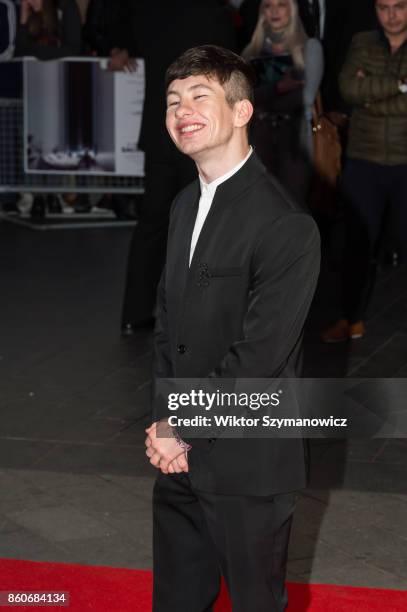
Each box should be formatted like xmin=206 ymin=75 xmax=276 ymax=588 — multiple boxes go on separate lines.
xmin=171 ymin=459 xmax=183 ymax=473
xmin=145 ymin=447 xmax=155 ymax=458
xmin=149 ymin=452 xmax=161 ymax=467
xmin=177 ymin=453 xmax=188 ymax=470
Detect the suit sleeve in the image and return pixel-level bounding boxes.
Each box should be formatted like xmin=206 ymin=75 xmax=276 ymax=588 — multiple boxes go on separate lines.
xmin=209 ymin=213 xmax=320 ymax=378
xmin=153 ymin=267 xmax=173 ymax=380
xmin=151 ymin=266 xmax=175 ymax=423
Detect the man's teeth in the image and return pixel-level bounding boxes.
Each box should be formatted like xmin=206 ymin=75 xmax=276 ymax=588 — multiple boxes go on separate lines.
xmin=180 ymin=124 xmax=204 ymax=133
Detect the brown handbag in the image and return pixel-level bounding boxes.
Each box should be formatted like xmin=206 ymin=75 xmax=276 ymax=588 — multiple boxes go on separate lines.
xmin=310 ymin=93 xmax=342 ymax=215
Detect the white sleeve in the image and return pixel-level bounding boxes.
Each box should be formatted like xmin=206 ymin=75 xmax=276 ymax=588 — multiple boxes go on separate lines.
xmin=303 ymin=38 xmax=324 ymax=119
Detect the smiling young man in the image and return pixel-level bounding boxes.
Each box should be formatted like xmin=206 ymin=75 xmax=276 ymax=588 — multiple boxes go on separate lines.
xmin=145 ymin=45 xmax=320 ymax=611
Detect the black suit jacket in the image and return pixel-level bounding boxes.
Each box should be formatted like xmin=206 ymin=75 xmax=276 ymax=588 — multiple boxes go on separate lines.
xmin=154 ymin=153 xmax=320 ymax=495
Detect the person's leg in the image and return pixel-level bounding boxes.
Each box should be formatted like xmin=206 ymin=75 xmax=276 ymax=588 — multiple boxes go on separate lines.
xmin=276 ymin=121 xmax=312 ymax=207
xmin=121 ymin=154 xmax=195 ymax=329
xmin=387 ymin=164 xmax=407 ymax=265
xmin=198 ymin=490 xmax=297 ymax=612
xmin=341 ymin=159 xmax=387 ymax=324
xmin=153 ymin=473 xmax=221 ymax=612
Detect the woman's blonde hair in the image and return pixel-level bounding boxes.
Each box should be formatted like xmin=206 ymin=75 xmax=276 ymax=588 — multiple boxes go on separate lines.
xmin=242 ymin=0 xmax=308 ymax=69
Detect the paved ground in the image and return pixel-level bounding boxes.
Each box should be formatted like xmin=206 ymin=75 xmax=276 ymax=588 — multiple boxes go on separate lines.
xmin=0 ymin=221 xmax=406 ymax=589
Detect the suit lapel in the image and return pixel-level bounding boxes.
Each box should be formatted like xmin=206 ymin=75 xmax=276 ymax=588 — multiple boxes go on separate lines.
xmin=168 ymin=181 xmax=200 ymax=323
xmin=187 ymin=153 xmax=267 ymax=283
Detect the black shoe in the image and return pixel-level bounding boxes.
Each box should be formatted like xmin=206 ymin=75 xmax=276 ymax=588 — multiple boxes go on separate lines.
xmin=121 ymin=319 xmax=155 ymax=336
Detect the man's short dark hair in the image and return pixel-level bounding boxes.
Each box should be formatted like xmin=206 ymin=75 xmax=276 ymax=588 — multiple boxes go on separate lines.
xmin=165 ymin=45 xmax=256 ymax=107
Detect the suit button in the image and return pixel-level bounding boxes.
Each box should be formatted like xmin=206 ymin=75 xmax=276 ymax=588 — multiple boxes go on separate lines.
xmin=177 ymin=344 xmax=187 ymax=355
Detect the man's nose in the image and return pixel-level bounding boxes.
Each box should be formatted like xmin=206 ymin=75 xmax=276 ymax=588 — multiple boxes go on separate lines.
xmin=175 ymin=101 xmax=193 ymax=118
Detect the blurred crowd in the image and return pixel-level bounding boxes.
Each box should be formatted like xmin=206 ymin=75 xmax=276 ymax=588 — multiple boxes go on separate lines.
xmin=1 ymin=0 xmax=406 ymax=344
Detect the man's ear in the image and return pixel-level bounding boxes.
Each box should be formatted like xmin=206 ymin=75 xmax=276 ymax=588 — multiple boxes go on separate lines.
xmin=234 ymin=99 xmax=254 ymax=128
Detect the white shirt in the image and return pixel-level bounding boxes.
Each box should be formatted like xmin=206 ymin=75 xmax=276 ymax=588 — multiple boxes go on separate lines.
xmin=189 ymin=147 xmax=253 ymax=265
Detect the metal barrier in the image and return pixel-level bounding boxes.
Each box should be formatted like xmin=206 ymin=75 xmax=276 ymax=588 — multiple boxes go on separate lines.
xmin=0 ymin=96 xmax=144 ymax=195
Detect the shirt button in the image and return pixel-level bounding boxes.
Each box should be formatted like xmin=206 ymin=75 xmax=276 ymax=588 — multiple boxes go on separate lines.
xmin=177 ymin=344 xmax=187 ymax=355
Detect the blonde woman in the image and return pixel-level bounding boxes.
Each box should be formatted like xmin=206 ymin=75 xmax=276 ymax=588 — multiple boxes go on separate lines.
xmin=243 ymin=0 xmax=323 ymax=204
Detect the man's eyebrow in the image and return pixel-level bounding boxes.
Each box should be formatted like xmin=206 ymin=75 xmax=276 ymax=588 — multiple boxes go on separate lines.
xmin=167 ymin=83 xmax=215 ymax=97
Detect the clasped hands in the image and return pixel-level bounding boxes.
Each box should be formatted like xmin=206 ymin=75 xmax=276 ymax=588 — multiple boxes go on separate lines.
xmin=145 ymin=420 xmax=189 ymax=474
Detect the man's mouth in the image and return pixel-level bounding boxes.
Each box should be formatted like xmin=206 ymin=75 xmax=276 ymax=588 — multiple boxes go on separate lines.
xmin=179 ymin=124 xmax=205 ymax=134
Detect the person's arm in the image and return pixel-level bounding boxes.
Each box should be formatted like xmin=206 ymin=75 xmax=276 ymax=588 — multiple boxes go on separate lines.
xmin=0 ymin=0 xmax=16 ymax=60
xmin=153 ymin=267 xmax=173 ymax=383
xmin=364 ymin=90 xmax=407 ymax=116
xmin=147 ymin=267 xmax=190 ymax=474
xmin=54 ymin=0 xmax=82 ymax=57
xmin=303 ymin=38 xmax=324 ymax=118
xmin=208 ymin=213 xmax=320 ymax=379
xmin=339 ymin=34 xmax=400 ymax=106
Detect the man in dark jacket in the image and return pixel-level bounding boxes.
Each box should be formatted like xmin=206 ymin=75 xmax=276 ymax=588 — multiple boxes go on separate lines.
xmin=145 ymin=45 xmax=320 ymax=612
xmin=121 ymin=0 xmax=237 ymax=333
xmin=323 ymin=0 xmax=407 ymax=342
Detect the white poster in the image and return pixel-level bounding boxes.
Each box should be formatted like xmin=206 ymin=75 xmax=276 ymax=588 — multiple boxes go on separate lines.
xmin=24 ymin=57 xmax=145 ymax=176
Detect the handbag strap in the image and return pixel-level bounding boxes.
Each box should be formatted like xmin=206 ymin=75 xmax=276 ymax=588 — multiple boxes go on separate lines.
xmin=312 ymin=91 xmax=324 ymax=128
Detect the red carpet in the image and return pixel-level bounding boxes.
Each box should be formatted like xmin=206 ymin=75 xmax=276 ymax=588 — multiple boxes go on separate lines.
xmin=0 ymin=559 xmax=406 ymax=611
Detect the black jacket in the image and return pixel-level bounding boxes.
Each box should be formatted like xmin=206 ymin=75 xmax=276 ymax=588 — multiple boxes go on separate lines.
xmin=83 ymin=0 xmax=136 ymax=56
xmin=154 ymin=153 xmax=320 ymax=495
xmin=14 ymin=0 xmax=81 ymax=60
xmin=133 ymin=0 xmax=237 ymax=159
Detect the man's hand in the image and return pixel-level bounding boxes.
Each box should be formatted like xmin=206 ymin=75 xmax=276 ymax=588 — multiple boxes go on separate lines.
xmin=145 ymin=421 xmax=189 ymax=474
xmin=108 ymin=48 xmax=137 ymax=73
xmin=356 ymin=69 xmax=366 ymax=79
xmin=167 ymin=454 xmax=189 ymax=474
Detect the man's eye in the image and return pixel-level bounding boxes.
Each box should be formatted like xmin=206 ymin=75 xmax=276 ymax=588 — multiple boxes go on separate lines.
xmin=194 ymin=95 xmax=207 ymax=100
xmin=167 ymin=101 xmax=179 ymax=107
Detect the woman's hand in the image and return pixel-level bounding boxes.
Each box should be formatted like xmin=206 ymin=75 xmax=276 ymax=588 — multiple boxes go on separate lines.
xmin=108 ymin=48 xmax=137 ymax=73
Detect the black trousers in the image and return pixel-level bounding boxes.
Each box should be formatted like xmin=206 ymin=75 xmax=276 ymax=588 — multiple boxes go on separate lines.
xmin=341 ymin=159 xmax=407 ymax=322
xmin=121 ymin=153 xmax=196 ymax=326
xmin=153 ymin=472 xmax=297 ymax=612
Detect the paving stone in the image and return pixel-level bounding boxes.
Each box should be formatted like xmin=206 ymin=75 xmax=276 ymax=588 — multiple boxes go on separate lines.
xmin=1 ymin=223 xmax=407 ymax=587
xmin=7 ymin=506 xmax=112 ymax=542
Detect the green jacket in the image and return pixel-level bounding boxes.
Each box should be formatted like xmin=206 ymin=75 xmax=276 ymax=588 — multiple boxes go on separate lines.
xmin=339 ymin=30 xmax=407 ymax=165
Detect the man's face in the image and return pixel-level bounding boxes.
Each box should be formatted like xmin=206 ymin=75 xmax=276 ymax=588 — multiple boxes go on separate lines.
xmin=376 ymin=0 xmax=407 ymax=38
xmin=165 ymin=75 xmax=238 ymax=161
